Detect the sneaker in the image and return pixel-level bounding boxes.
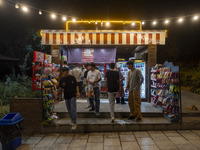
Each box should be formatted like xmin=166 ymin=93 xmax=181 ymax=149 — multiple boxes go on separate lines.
xmin=71 ymin=124 xmax=77 ymax=130
xmin=89 ymin=108 xmax=95 ymax=111
xmin=95 ymin=112 xmax=100 ymax=116
xmin=111 ymin=117 xmax=115 ymax=123
xmin=85 ymin=105 xmax=91 ymax=109
xmin=127 ymin=116 xmax=136 ymax=120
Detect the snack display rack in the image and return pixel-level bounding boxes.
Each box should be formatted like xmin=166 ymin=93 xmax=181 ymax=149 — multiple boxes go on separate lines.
xmin=151 ymin=62 xmax=182 ymax=122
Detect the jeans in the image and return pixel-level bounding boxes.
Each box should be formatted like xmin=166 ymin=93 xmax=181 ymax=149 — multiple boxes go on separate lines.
xmin=65 ymin=97 xmax=77 ymax=124
xmin=89 ymin=87 xmax=100 ymax=113
xmin=108 ymin=92 xmax=117 ymax=118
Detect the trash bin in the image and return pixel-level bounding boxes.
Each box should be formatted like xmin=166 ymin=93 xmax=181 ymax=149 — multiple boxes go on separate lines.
xmin=0 ymin=113 xmax=24 ymax=150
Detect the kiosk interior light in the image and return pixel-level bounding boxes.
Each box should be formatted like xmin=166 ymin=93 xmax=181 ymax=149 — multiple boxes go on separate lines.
xmin=106 ymin=22 xmax=110 ymax=26
xmin=178 ymin=18 xmax=183 ymax=22
xmin=72 ymin=18 xmax=76 ymax=22
xmin=39 ymin=10 xmax=42 ymax=15
xmin=193 ymin=15 xmax=199 ymax=20
xmin=22 ymin=6 xmax=28 ymax=12
xmin=62 ymin=16 xmax=67 ymax=21
xmin=131 ymin=22 xmax=135 ymax=26
xmin=15 ymin=4 xmax=19 ymax=9
xmin=51 ymin=14 xmax=56 ymax=19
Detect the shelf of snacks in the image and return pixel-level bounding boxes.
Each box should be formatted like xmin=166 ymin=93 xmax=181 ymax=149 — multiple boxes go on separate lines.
xmin=150 ymin=62 xmax=181 ymax=122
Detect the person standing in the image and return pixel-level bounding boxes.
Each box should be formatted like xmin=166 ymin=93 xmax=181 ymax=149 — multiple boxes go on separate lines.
xmin=83 ymin=63 xmax=92 ymax=109
xmin=87 ymin=63 xmax=102 ymax=116
xmin=72 ymin=65 xmax=82 ymax=94
xmin=116 ymin=67 xmax=126 ymax=104
xmin=59 ymin=67 xmax=80 ymax=130
xmin=125 ymin=60 xmax=144 ymax=121
xmin=105 ymin=63 xmax=119 ymax=123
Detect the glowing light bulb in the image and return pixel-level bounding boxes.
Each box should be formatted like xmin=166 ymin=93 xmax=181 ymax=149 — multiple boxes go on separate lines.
xmin=95 ymin=22 xmax=98 ymax=24
xmin=15 ymin=4 xmax=19 ymax=9
xmin=178 ymin=18 xmax=183 ymax=23
xmin=142 ymin=21 xmax=145 ymax=25
xmin=164 ymin=20 xmax=169 ymax=24
xmin=152 ymin=21 xmax=157 ymax=25
xmin=39 ymin=10 xmax=42 ymax=15
xmin=22 ymin=6 xmax=28 ymax=12
xmin=88 ymin=21 xmax=91 ymax=24
xmin=51 ymin=14 xmax=56 ymax=19
xmin=72 ymin=18 xmax=76 ymax=22
xmin=62 ymin=16 xmax=67 ymax=21
xmin=101 ymin=22 xmax=103 ymax=25
xmin=193 ymin=15 xmax=199 ymax=20
xmin=131 ymin=22 xmax=135 ymax=26
xmin=106 ymin=22 xmax=110 ymax=26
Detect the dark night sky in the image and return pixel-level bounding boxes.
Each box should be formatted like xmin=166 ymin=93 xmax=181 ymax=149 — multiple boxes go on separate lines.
xmin=0 ymin=0 xmax=200 ymax=64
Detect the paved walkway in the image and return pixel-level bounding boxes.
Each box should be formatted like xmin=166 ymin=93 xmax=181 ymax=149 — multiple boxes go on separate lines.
xmin=18 ymin=130 xmax=200 ymax=150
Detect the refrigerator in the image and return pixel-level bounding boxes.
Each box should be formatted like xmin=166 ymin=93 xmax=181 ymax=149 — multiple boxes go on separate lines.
xmin=117 ymin=60 xmax=146 ymax=99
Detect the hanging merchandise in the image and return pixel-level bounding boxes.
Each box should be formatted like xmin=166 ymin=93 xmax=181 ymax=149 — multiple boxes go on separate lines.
xmin=150 ymin=61 xmax=181 ymax=122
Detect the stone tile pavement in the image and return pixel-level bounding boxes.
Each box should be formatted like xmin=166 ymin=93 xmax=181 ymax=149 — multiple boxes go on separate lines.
xmin=18 ymin=130 xmax=200 ymax=150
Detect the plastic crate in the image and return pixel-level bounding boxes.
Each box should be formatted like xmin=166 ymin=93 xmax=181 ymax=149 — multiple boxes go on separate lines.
xmin=2 ymin=136 xmax=21 ymax=150
xmin=0 ymin=113 xmax=23 ymax=125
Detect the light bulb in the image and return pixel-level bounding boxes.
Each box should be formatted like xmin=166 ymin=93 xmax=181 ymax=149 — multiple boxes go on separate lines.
xmin=72 ymin=18 xmax=76 ymax=22
xmin=131 ymin=22 xmax=135 ymax=26
xmin=88 ymin=21 xmax=91 ymax=24
xmin=106 ymin=22 xmax=110 ymax=26
xmin=95 ymin=22 xmax=98 ymax=24
xmin=62 ymin=16 xmax=67 ymax=21
xmin=15 ymin=4 xmax=19 ymax=9
xmin=142 ymin=21 xmax=145 ymax=25
xmin=22 ymin=6 xmax=28 ymax=12
xmin=51 ymin=14 xmax=56 ymax=19
xmin=178 ymin=18 xmax=183 ymax=23
xmin=164 ymin=20 xmax=169 ymax=24
xmin=39 ymin=10 xmax=42 ymax=15
xmin=193 ymin=15 xmax=199 ymax=20
xmin=152 ymin=21 xmax=157 ymax=25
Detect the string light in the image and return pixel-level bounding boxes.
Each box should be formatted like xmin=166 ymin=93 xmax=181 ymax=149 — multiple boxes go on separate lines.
xmin=131 ymin=22 xmax=135 ymax=26
xmin=22 ymin=6 xmax=28 ymax=12
xmin=62 ymin=16 xmax=67 ymax=21
xmin=95 ymin=21 xmax=98 ymax=24
xmin=39 ymin=10 xmax=42 ymax=15
xmin=51 ymin=13 xmax=56 ymax=19
xmin=152 ymin=21 xmax=157 ymax=25
xmin=15 ymin=4 xmax=19 ymax=9
xmin=164 ymin=20 xmax=169 ymax=24
xmin=72 ymin=18 xmax=76 ymax=22
xmin=193 ymin=15 xmax=199 ymax=20
xmin=106 ymin=22 xmax=110 ymax=26
xmin=178 ymin=18 xmax=183 ymax=23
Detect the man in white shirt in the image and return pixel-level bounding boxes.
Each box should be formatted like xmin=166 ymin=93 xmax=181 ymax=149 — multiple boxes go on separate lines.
xmin=72 ymin=65 xmax=82 ymax=94
xmin=87 ymin=63 xmax=101 ymax=116
xmin=125 ymin=60 xmax=144 ymax=121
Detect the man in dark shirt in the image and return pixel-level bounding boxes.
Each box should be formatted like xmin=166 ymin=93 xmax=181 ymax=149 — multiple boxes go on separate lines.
xmin=105 ymin=63 xmax=119 ymax=123
xmin=59 ymin=67 xmax=80 ymax=130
